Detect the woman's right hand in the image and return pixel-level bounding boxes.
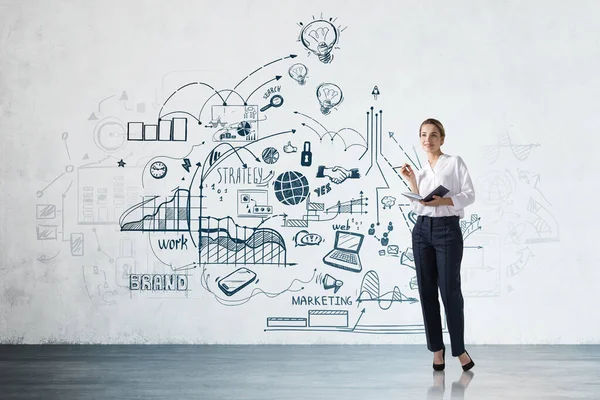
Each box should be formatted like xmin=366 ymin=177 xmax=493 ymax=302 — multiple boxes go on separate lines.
xmin=399 ymin=163 xmax=416 ymax=183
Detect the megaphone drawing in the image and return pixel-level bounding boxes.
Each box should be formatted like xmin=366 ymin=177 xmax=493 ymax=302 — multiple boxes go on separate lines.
xmin=322 ymin=274 xmax=343 ymax=294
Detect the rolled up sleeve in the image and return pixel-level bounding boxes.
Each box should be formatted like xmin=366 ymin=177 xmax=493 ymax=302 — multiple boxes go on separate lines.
xmin=449 ymin=156 xmax=475 ymax=211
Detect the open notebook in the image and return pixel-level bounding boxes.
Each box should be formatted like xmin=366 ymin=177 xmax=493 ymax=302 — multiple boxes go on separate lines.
xmin=402 ymin=185 xmax=449 ymax=202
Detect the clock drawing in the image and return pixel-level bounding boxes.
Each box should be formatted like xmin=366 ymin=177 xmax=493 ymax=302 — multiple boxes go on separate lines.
xmin=149 ymin=161 xmax=167 ymax=179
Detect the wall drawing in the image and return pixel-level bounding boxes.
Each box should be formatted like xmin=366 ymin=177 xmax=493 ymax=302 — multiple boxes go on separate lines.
xmin=30 ymin=10 xmax=559 ymax=340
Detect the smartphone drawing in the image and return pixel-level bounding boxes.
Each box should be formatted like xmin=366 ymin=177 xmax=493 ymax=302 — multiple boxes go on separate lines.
xmin=218 ymin=267 xmax=257 ymax=297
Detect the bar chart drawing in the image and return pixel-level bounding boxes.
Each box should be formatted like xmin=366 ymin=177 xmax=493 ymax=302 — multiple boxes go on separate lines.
xmin=127 ymin=117 xmax=188 ymax=142
xmin=308 ymin=310 xmax=348 ymax=327
xmin=264 ymin=308 xmax=446 ymax=335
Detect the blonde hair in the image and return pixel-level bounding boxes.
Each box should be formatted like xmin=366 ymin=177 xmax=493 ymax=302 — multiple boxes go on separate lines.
xmin=419 ymin=118 xmax=445 ymax=138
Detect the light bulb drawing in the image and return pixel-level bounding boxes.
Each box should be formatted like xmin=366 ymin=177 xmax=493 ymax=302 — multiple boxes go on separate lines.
xmin=300 ymin=19 xmax=339 ymax=64
xmin=288 ymin=63 xmax=308 ymax=85
xmin=316 ymin=83 xmax=343 ymax=115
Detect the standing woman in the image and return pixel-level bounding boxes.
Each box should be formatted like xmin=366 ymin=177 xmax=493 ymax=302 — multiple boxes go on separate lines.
xmin=399 ymin=118 xmax=476 ymax=372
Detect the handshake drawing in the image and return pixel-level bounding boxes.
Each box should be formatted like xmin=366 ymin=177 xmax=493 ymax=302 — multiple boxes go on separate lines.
xmin=316 ymin=165 xmax=360 ymax=184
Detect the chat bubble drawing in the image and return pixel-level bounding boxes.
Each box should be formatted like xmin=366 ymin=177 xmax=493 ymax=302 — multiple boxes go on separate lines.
xmin=294 ymin=230 xmax=323 ymax=247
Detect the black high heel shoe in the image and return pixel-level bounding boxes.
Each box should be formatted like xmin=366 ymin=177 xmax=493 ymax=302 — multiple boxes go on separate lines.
xmin=461 ymin=350 xmax=475 ymax=371
xmin=433 ymin=346 xmax=445 ymax=371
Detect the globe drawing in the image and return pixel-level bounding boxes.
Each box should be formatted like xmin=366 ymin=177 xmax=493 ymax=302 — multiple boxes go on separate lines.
xmin=479 ymin=172 xmax=512 ymax=205
xmin=274 ymin=171 xmax=310 ymax=205
xmin=262 ymin=147 xmax=279 ymax=164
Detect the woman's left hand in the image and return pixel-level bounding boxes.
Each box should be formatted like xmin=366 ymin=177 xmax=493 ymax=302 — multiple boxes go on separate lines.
xmin=420 ymin=195 xmax=450 ymax=207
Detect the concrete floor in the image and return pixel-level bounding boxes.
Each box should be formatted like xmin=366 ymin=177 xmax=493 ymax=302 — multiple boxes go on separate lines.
xmin=0 ymin=345 xmax=598 ymax=399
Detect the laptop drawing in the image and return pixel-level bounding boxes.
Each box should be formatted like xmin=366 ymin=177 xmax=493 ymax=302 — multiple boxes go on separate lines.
xmin=323 ymin=231 xmax=364 ymax=273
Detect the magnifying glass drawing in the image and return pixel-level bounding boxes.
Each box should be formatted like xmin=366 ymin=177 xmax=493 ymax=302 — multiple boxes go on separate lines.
xmin=260 ymin=94 xmax=284 ymax=112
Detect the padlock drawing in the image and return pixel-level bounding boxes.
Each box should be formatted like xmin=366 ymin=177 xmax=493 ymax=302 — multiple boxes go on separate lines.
xmin=115 ymin=238 xmax=136 ymax=288
xmin=300 ymin=141 xmax=312 ymax=166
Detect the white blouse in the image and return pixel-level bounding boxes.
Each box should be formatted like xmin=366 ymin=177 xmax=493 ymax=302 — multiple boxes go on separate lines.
xmin=409 ymin=153 xmax=475 ymax=218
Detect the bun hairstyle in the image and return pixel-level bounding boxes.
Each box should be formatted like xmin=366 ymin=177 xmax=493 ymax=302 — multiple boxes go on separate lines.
xmin=419 ymin=118 xmax=445 ymax=138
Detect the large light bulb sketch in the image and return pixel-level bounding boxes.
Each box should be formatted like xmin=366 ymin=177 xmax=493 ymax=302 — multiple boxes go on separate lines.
xmin=316 ymin=83 xmax=343 ymax=115
xmin=288 ymin=63 xmax=308 ymax=85
xmin=300 ymin=20 xmax=339 ymax=64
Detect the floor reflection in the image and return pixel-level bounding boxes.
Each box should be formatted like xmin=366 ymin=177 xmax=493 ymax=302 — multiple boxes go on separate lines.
xmin=426 ymin=370 xmax=474 ymax=400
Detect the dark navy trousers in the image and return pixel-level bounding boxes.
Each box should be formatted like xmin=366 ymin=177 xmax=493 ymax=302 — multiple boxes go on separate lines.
xmin=412 ymin=215 xmax=465 ymax=357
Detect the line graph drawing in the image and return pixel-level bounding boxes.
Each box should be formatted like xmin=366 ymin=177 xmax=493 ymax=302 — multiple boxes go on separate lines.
xmin=280 ymin=192 xmax=366 ymax=228
xmin=356 ymin=270 xmax=418 ymax=310
xmin=119 ymin=188 xmax=193 ymax=232
xmin=198 ymin=216 xmax=290 ymax=266
xmin=482 ymin=131 xmax=540 ymax=164
xmin=182 ymin=129 xmax=297 ymax=261
xmin=324 ymin=195 xmax=368 ymax=215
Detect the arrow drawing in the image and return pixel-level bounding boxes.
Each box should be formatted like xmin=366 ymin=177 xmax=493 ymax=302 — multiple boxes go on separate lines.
xmin=507 ymin=247 xmax=534 ymax=277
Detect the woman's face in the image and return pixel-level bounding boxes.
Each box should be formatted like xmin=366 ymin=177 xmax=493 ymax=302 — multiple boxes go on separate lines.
xmin=420 ymin=124 xmax=444 ymax=153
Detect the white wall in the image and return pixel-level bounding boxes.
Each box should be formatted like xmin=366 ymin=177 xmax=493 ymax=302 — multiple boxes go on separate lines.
xmin=1 ymin=0 xmax=599 ymax=344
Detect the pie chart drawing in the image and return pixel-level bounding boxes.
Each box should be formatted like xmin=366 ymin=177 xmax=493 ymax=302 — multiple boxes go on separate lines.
xmin=237 ymin=121 xmax=252 ymax=137
xmin=262 ymin=147 xmax=279 ymax=164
